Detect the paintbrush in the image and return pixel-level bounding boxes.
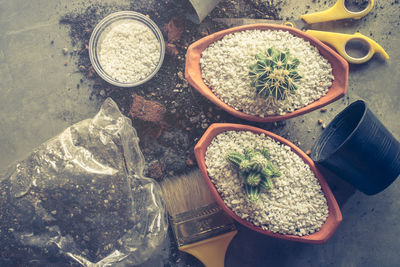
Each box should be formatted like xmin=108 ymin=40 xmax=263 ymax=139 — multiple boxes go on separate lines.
xmin=160 ymin=170 xmax=237 ymax=267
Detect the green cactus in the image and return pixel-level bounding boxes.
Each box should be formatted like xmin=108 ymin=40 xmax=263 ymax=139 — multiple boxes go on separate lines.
xmin=245 ymin=184 xmax=260 ymax=203
xmin=244 ymin=148 xmax=257 ymax=158
xmin=261 ymin=167 xmax=273 ymax=178
xmin=226 ymin=148 xmax=281 ymax=203
xmin=226 ymin=151 xmax=245 ymax=167
xmin=246 ymin=172 xmax=262 ymax=186
xmin=267 ymin=162 xmax=281 ymax=177
xmin=261 ymin=148 xmax=270 ymax=159
xmin=249 ymin=47 xmax=302 ymax=102
xmin=260 ymin=176 xmax=273 ymax=190
xmin=249 ymin=154 xmax=266 ymax=172
xmin=239 ymin=159 xmax=253 ymax=173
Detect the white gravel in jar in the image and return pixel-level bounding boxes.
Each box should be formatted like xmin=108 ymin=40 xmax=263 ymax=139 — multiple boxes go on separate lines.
xmin=99 ymin=20 xmax=160 ymax=83
xmin=200 ymin=29 xmax=334 ymax=116
xmin=205 ymin=130 xmax=329 ymax=236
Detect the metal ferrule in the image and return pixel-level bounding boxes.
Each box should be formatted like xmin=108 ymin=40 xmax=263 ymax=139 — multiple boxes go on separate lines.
xmin=170 ymin=202 xmax=236 ymax=247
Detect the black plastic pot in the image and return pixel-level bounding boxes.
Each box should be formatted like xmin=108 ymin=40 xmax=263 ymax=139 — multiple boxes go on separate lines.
xmin=311 ymin=100 xmax=400 ymax=195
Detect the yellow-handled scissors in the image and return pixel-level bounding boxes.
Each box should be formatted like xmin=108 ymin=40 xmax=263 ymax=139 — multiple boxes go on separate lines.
xmin=300 ymin=0 xmax=389 ymax=64
xmin=214 ymin=0 xmax=389 ymax=64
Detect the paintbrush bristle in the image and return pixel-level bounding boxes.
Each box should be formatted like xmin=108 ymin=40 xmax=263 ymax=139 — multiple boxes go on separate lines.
xmin=160 ymin=170 xmax=215 ymax=216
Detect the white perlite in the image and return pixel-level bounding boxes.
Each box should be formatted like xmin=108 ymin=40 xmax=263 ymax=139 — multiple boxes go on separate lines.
xmin=205 ymin=130 xmax=329 ymax=236
xmin=200 ymin=30 xmax=334 ymax=116
xmin=99 ymin=20 xmax=160 ymax=83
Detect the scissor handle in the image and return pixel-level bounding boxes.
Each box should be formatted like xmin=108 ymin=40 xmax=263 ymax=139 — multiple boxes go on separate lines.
xmin=306 ymin=30 xmax=389 ymax=64
xmin=301 ymin=0 xmax=374 ymax=24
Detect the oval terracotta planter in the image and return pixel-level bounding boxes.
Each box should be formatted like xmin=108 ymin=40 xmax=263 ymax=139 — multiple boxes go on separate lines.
xmin=194 ymin=123 xmax=342 ymax=244
xmin=185 ymin=24 xmax=349 ymax=122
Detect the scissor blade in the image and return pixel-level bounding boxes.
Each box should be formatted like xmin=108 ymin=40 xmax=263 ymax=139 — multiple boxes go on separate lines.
xmin=212 ymin=17 xmax=308 ymax=30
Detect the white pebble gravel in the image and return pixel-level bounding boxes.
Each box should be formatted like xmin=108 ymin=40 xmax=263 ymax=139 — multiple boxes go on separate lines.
xmin=99 ymin=20 xmax=161 ymax=83
xmin=200 ymin=29 xmax=334 ymax=116
xmin=205 ymin=130 xmax=329 ymax=236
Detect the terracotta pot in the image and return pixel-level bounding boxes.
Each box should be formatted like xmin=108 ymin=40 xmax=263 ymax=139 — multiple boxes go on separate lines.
xmin=194 ymin=123 xmax=342 ymax=244
xmin=185 ymin=24 xmax=349 ymax=122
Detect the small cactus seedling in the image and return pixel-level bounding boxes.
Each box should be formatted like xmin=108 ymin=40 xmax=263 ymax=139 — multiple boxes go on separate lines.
xmin=248 ymin=47 xmax=302 ymax=102
xmin=226 ymin=148 xmax=281 ymax=202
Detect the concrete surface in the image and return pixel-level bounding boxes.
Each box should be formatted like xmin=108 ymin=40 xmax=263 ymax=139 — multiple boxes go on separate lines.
xmin=0 ymin=0 xmax=399 ymax=266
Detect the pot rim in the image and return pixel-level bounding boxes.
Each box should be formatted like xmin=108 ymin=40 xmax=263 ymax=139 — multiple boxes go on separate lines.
xmin=194 ymin=123 xmax=342 ymax=243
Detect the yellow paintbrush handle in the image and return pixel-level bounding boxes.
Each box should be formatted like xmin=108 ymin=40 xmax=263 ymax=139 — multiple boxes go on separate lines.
xmin=301 ymin=0 xmax=374 ymax=23
xmin=306 ymin=30 xmax=389 ymax=64
xmin=179 ymin=230 xmax=238 ymax=267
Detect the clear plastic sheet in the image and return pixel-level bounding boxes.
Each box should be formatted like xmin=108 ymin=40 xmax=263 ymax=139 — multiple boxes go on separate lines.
xmin=0 ymin=98 xmax=168 ymax=266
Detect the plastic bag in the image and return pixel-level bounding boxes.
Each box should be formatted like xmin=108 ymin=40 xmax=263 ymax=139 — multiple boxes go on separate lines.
xmin=0 ymin=98 xmax=168 ymax=266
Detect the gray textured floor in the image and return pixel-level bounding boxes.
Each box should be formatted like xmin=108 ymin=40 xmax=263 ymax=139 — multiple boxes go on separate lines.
xmin=0 ymin=0 xmax=399 ymax=266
